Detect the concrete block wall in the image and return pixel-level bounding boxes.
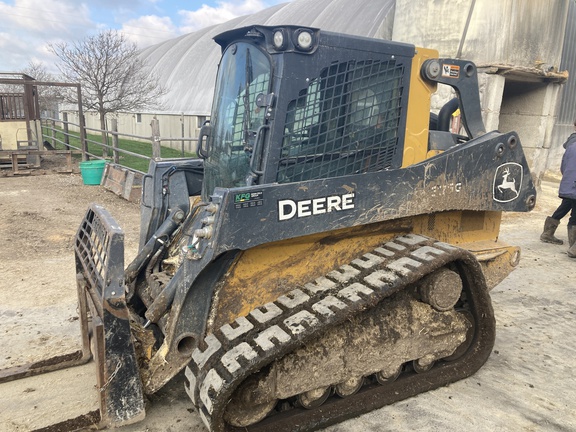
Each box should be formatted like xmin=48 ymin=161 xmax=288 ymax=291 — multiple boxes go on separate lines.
xmin=392 ymin=0 xmax=569 ymax=183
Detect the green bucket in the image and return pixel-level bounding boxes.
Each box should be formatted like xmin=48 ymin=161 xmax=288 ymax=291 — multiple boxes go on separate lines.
xmin=79 ymin=159 xmax=107 ymax=185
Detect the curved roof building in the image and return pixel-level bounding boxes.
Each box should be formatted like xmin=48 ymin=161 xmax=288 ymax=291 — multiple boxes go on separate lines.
xmin=139 ymin=0 xmax=396 ymax=115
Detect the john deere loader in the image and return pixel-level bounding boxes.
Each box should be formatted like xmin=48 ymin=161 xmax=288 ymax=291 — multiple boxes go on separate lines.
xmin=72 ymin=25 xmax=536 ymax=431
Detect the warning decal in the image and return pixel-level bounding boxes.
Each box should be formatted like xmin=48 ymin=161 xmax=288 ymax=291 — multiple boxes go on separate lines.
xmin=442 ymin=64 xmax=460 ymax=78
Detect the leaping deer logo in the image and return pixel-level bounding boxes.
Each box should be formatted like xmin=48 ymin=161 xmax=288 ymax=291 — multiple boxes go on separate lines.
xmin=493 ymin=163 xmax=522 ymax=203
xmin=497 ymin=167 xmax=517 ymax=194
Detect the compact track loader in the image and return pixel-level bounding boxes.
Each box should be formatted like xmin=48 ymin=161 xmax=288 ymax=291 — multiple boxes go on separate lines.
xmin=72 ymin=25 xmax=536 ymax=431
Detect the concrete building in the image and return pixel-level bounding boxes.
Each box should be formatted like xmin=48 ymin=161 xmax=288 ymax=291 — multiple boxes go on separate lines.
xmin=392 ymin=0 xmax=572 ymax=184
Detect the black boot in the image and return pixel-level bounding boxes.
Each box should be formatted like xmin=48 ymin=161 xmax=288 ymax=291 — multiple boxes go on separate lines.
xmin=568 ymin=225 xmax=576 ymax=258
xmin=540 ymin=217 xmax=563 ymax=244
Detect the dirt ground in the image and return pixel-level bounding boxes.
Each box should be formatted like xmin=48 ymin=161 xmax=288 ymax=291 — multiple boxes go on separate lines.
xmin=0 ymin=154 xmax=575 ymax=432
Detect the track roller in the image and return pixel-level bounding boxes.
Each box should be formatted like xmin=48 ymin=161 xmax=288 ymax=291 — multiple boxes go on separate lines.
xmin=335 ymin=377 xmax=364 ymax=397
xmin=298 ymin=386 xmax=331 ymax=409
xmin=376 ymin=364 xmax=403 ymax=385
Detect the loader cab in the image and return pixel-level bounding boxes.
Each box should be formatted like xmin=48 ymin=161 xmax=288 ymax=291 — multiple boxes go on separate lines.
xmin=199 ymin=25 xmax=415 ymax=201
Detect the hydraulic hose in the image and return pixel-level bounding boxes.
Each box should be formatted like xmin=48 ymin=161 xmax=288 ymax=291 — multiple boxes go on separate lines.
xmin=124 ymin=208 xmax=185 ymax=287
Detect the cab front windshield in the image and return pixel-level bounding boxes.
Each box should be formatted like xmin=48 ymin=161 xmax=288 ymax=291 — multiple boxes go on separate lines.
xmin=203 ymin=42 xmax=271 ymax=199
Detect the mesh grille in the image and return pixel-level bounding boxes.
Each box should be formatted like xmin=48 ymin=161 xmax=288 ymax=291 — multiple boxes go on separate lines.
xmin=75 ymin=206 xmax=124 ymax=299
xmin=278 ymin=58 xmax=405 ymax=183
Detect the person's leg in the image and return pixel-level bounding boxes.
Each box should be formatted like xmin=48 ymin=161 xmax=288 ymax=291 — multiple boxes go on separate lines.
xmin=541 ymin=199 xmax=568 ymax=244
xmin=551 ymin=198 xmax=571 ymax=220
xmin=568 ymin=199 xmax=576 ymax=226
xmin=567 ymin=199 xmax=576 ymax=258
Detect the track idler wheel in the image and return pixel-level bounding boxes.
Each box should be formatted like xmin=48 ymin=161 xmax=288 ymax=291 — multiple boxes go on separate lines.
xmin=335 ymin=376 xmax=364 ymax=397
xmin=418 ymin=267 xmax=462 ymax=311
xmin=223 ymin=374 xmax=278 ymax=427
xmin=413 ymin=358 xmax=435 ymax=374
xmin=298 ymin=386 xmax=331 ymax=409
xmin=376 ymin=364 xmax=402 ymax=384
xmin=224 ymin=398 xmax=277 ymax=428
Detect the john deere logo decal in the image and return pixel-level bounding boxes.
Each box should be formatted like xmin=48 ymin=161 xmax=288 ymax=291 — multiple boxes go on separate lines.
xmin=278 ymin=193 xmax=355 ymax=221
xmin=493 ymin=163 xmax=522 ymax=203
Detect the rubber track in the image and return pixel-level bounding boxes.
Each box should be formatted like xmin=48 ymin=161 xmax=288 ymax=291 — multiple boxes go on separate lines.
xmin=184 ymin=234 xmax=495 ymax=432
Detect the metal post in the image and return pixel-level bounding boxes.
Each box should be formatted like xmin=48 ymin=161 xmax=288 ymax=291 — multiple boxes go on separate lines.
xmin=101 ymin=116 xmax=108 ymax=159
xmin=181 ymin=113 xmax=185 ymax=157
xmin=22 ymin=79 xmax=40 ymax=166
xmin=51 ymin=119 xmax=56 ymax=148
xmin=111 ymin=118 xmax=119 ymax=164
xmin=150 ymin=116 xmax=161 ymax=160
xmin=77 ymin=85 xmax=87 ymax=161
xmin=63 ymin=112 xmax=70 ymax=150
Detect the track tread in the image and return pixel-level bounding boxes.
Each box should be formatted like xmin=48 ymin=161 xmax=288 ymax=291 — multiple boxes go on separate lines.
xmin=185 ymin=234 xmax=494 ymax=432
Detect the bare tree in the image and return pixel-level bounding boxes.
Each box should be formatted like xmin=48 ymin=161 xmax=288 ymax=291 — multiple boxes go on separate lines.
xmin=49 ymin=30 xmax=165 ymax=152
xmin=0 ymin=61 xmax=52 ymax=93
xmin=23 ymin=61 xmax=54 ymax=83
xmin=0 ymin=62 xmax=59 ymax=119
xmin=22 ymin=62 xmax=61 ymax=117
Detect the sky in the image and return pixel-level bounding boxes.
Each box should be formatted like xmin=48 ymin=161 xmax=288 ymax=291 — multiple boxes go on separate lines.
xmin=0 ymin=0 xmax=289 ymax=74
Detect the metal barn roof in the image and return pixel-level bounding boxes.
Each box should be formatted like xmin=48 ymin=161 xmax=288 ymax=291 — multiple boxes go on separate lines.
xmin=139 ymin=0 xmax=395 ymax=115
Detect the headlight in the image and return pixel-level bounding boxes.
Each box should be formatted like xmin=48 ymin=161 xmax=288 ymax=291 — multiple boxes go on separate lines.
xmin=273 ymin=29 xmax=285 ymax=50
xmin=296 ymin=30 xmax=313 ymax=50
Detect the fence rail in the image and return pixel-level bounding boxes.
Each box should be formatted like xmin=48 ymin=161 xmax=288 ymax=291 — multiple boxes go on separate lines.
xmin=41 ymin=116 xmax=198 ymax=174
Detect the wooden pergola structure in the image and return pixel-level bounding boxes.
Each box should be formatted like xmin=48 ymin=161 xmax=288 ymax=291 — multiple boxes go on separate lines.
xmin=0 ymin=73 xmax=85 ymax=170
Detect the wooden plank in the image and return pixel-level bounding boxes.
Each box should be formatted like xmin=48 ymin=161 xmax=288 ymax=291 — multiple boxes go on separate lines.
xmin=0 ymin=149 xmax=81 ymax=172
